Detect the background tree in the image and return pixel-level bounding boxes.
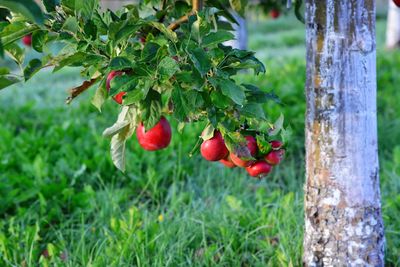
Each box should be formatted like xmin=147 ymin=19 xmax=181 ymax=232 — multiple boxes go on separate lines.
xmin=303 ymin=0 xmax=385 ymax=265
xmin=386 ymin=0 xmax=400 ymax=49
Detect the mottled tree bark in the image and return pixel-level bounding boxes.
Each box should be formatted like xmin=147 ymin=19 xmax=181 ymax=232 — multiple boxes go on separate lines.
xmin=303 ymin=1 xmax=385 ymax=266
xmin=386 ymin=0 xmax=400 ymax=49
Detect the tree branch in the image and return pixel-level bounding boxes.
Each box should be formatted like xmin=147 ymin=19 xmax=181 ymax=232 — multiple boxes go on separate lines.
xmin=167 ymin=13 xmax=193 ymax=31
xmin=167 ymin=0 xmax=203 ymax=31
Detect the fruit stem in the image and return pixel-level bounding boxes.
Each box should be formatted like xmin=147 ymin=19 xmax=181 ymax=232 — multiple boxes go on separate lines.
xmin=189 ymin=137 xmax=203 ymax=157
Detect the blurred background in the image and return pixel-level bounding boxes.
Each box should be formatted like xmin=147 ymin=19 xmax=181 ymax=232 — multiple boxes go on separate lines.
xmin=0 ymin=1 xmax=399 ymax=266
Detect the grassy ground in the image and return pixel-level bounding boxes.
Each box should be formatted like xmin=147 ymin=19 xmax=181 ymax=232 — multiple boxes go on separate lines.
xmin=1 ymin=14 xmax=400 ymax=266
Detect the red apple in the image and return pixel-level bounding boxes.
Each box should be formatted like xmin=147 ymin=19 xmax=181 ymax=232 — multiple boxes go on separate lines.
xmin=270 ymin=140 xmax=283 ymax=150
xmin=220 ymin=155 xmax=236 ymax=168
xmin=106 ymin=71 xmax=126 ymax=104
xmin=230 ymin=136 xmax=258 ymax=167
xmin=394 ymin=0 xmax=400 ymax=7
xmin=136 ymin=116 xmax=172 ymax=151
xmin=246 ymin=161 xmax=273 ymax=178
xmin=264 ymin=149 xmax=285 ymax=165
xmin=270 ymin=9 xmax=280 ymax=19
xmin=200 ymin=130 xmax=229 ymax=161
xmin=22 ymin=35 xmax=32 ymax=46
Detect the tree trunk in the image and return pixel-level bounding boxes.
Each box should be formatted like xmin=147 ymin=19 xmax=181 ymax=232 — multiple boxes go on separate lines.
xmin=223 ymin=11 xmax=248 ymax=50
xmin=303 ymin=1 xmax=385 ymax=266
xmin=386 ymin=0 xmax=400 ymax=49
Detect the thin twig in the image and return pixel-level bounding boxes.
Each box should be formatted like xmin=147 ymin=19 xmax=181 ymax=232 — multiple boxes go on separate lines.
xmin=167 ymin=0 xmax=203 ymax=31
xmin=167 ymin=13 xmax=193 ymax=31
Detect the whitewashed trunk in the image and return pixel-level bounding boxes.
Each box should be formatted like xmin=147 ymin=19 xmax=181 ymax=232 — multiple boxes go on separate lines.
xmin=386 ymin=0 xmax=400 ymax=49
xmin=303 ymin=1 xmax=385 ymax=266
xmin=223 ymin=11 xmax=248 ymax=50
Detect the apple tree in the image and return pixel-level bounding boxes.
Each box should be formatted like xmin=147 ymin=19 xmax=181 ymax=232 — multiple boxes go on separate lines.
xmin=0 ymin=0 xmax=289 ymax=175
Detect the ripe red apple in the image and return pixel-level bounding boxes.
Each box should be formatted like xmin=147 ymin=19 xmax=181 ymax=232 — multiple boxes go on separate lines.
xmin=136 ymin=116 xmax=172 ymax=151
xmin=246 ymin=161 xmax=273 ymax=178
xmin=265 ymin=149 xmax=285 ymax=165
xmin=22 ymin=35 xmax=32 ymax=46
xmin=106 ymin=71 xmax=126 ymax=104
xmin=394 ymin=0 xmax=400 ymax=7
xmin=200 ymin=130 xmax=229 ymax=161
xmin=270 ymin=9 xmax=280 ymax=19
xmin=220 ymin=155 xmax=236 ymax=168
xmin=230 ymin=136 xmax=258 ymax=167
xmin=270 ymin=140 xmax=283 ymax=150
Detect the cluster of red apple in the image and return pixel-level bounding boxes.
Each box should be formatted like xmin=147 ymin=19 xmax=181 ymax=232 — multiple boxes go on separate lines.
xmin=201 ymin=130 xmax=285 ymax=178
xmin=106 ymin=71 xmax=173 ymax=151
xmin=394 ymin=0 xmax=400 ymax=7
xmin=106 ymin=70 xmax=284 ymax=177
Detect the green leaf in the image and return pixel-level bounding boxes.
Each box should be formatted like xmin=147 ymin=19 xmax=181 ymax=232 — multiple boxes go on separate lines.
xmin=188 ymin=47 xmax=211 ymax=77
xmin=201 ymin=124 xmax=215 ymax=141
xmin=114 ymin=24 xmax=140 ymax=45
xmin=171 ymin=85 xmax=190 ymax=121
xmin=295 ymin=0 xmax=305 ymax=24
xmin=210 ymin=77 xmax=245 ymax=105
xmin=223 ymin=132 xmax=250 ymax=157
xmin=108 ymin=106 xmax=138 ymax=172
xmin=109 ymin=74 xmax=137 ymax=96
xmin=31 ymin=30 xmax=47 ymax=53
xmin=159 ymin=57 xmax=179 ymax=80
xmin=54 ymin=52 xmax=86 ymax=72
xmin=141 ymin=42 xmax=160 ymax=61
xmin=42 ymin=0 xmax=60 ymax=12
xmin=210 ymin=90 xmax=231 ymax=109
xmin=203 ymin=31 xmax=235 ymax=47
xmin=256 ymin=135 xmax=271 ymax=154
xmin=62 ymin=17 xmax=79 ymax=34
xmin=148 ymin=21 xmax=178 ymax=43
xmin=0 ymin=0 xmax=44 ymax=24
xmin=240 ymin=103 xmax=265 ymax=120
xmin=91 ymin=79 xmax=107 ymax=112
xmin=0 ymin=74 xmax=20 ymax=90
xmin=103 ymin=121 xmax=130 ymax=137
xmin=0 ymin=22 xmax=38 ymax=46
xmin=269 ymin=114 xmax=284 ymax=136
xmin=23 ymin=58 xmax=42 ymax=81
xmin=281 ymin=126 xmax=292 ymax=145
xmin=83 ymin=19 xmax=97 ymax=40
xmin=4 ymin=43 xmax=24 ymax=65
xmin=243 ymin=84 xmax=281 ymax=104
xmin=226 ymin=56 xmax=266 ymax=74
xmin=109 ymin=57 xmax=133 ymax=70
xmin=122 ymin=79 xmax=151 ymax=105
xmin=141 ymin=89 xmax=162 ymax=130
xmin=185 ymin=90 xmax=204 ymax=108
xmin=75 ymin=0 xmax=98 ymax=20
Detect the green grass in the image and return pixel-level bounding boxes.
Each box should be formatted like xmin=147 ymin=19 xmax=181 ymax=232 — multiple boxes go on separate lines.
xmin=1 ymin=14 xmax=400 ymax=266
